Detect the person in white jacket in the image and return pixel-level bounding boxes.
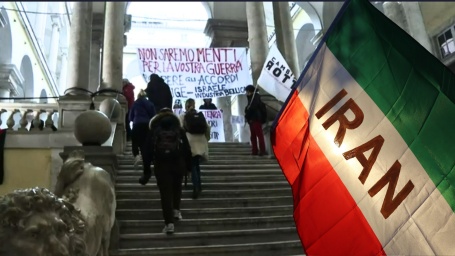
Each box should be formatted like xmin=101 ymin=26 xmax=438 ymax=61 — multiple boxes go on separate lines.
xmin=179 ymin=98 xmax=211 ymax=199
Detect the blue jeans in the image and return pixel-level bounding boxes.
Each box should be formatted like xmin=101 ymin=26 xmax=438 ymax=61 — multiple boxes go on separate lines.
xmin=191 ymin=155 xmax=202 ymax=191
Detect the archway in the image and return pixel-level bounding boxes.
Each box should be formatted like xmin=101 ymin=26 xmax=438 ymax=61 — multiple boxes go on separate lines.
xmin=19 ymin=55 xmax=34 ymax=99
xmin=0 ymin=7 xmax=13 ymax=64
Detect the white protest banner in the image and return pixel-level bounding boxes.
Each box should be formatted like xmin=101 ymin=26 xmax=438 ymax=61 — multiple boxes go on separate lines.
xmin=137 ymin=47 xmax=252 ymax=99
xmin=257 ymin=44 xmax=296 ymax=102
xmin=200 ymin=109 xmax=225 ymax=142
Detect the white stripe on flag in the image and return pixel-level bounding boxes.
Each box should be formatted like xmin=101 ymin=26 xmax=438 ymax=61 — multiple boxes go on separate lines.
xmin=297 ymin=43 xmax=455 ymax=255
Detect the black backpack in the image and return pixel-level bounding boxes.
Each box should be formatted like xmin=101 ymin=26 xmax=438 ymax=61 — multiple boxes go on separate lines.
xmin=184 ymin=110 xmax=207 ymax=134
xmin=153 ymin=126 xmax=181 ymax=160
xmin=259 ymin=101 xmax=267 ymax=124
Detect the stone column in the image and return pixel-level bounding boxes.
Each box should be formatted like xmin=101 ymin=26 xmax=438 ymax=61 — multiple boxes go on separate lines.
xmin=383 ymin=2 xmax=409 ymax=33
xmin=48 ymin=16 xmax=61 ymax=76
xmin=401 ymin=2 xmax=434 ymax=54
xmin=101 ymin=2 xmax=125 ymax=91
xmin=204 ymin=18 xmax=250 ymax=142
xmin=89 ymin=30 xmax=102 ymax=93
xmin=272 ymin=2 xmax=300 ymax=75
xmin=65 ymin=2 xmax=93 ymax=92
xmin=35 ymin=2 xmax=48 ymax=48
xmin=246 ymin=2 xmax=269 ymax=85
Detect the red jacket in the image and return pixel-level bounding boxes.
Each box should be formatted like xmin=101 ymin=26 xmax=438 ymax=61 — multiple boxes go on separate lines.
xmin=122 ymin=83 xmax=135 ymax=109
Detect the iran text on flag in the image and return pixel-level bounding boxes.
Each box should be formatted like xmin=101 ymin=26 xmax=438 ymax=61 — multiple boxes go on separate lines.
xmin=271 ymin=0 xmax=455 ymax=255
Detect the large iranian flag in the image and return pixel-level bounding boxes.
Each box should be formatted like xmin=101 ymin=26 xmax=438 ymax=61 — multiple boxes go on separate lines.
xmin=271 ymin=0 xmax=455 ymax=255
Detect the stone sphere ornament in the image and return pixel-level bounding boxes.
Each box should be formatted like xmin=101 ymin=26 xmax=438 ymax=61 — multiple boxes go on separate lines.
xmin=99 ymin=98 xmax=121 ymax=120
xmin=74 ymin=110 xmax=112 ymax=146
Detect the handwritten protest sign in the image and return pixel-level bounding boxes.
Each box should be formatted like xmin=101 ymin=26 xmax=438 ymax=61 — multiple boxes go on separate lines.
xmin=257 ymin=44 xmax=296 ymax=102
xmin=200 ymin=110 xmax=225 ymax=142
xmin=172 ymin=109 xmax=225 ymax=142
xmin=137 ymin=48 xmax=251 ymax=99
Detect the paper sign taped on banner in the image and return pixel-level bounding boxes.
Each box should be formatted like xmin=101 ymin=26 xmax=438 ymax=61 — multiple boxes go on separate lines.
xmin=257 ymin=44 xmax=296 ymax=102
xmin=231 ymin=115 xmax=245 ymax=125
xmin=137 ymin=48 xmax=252 ymax=99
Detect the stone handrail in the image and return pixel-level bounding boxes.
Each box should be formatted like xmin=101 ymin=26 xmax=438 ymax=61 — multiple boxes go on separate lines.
xmin=0 ymin=102 xmax=59 ymax=132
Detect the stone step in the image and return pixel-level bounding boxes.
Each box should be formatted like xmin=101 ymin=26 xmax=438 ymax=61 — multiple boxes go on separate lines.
xmin=116 ymin=188 xmax=292 ymax=200
xmin=116 ymin=196 xmax=293 ymax=210
xmin=117 ymin=159 xmax=278 ymax=165
xmin=117 ymin=155 xmax=271 ymax=161
xmin=120 ymin=215 xmax=295 ymax=234
xmin=115 ymin=181 xmax=290 ymax=190
xmin=118 ymin=164 xmax=280 ymax=170
xmin=111 ymin=240 xmax=303 ymax=256
xmin=121 ymin=151 xmax=254 ymax=156
xmin=124 ymin=146 xmax=252 ymax=152
xmin=116 ymin=205 xmax=294 ymax=220
xmin=116 ymin=174 xmax=286 ymax=183
xmin=119 ymin=227 xmax=298 ymax=249
xmin=126 ymin=142 xmax=251 ymax=147
xmin=116 ymin=169 xmax=284 ymax=176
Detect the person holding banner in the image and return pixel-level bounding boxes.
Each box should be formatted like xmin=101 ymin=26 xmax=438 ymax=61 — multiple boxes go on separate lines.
xmin=145 ymin=74 xmax=173 ymax=112
xmin=245 ymin=85 xmax=267 ymax=156
xmin=199 ymin=98 xmax=218 ymax=110
xmin=179 ymin=98 xmax=211 ymax=199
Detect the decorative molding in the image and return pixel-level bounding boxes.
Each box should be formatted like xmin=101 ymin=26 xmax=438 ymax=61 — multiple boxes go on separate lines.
xmin=0 ymin=64 xmax=24 ymax=96
xmin=204 ymin=18 xmax=249 ymax=48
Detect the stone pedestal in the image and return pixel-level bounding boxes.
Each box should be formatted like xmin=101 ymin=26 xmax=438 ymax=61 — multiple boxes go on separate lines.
xmin=57 ymin=95 xmax=92 ymax=130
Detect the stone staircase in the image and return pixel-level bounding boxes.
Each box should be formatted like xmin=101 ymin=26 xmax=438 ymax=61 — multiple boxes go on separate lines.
xmin=111 ymin=142 xmax=303 ymax=256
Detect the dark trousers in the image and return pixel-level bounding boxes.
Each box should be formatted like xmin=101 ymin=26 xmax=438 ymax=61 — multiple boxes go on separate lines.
xmin=131 ymin=122 xmax=149 ymax=157
xmin=154 ymin=160 xmax=184 ymax=225
xmin=249 ymin=121 xmax=266 ymax=154
xmin=191 ymin=155 xmax=202 ymax=191
xmin=125 ymin=111 xmax=132 ymax=141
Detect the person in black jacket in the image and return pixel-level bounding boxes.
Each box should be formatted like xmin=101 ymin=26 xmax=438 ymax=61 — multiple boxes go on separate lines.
xmin=145 ymin=74 xmax=173 ymax=112
xmin=199 ymin=98 xmax=217 ymax=110
xmin=140 ymin=108 xmax=192 ymax=234
xmin=244 ymin=85 xmax=266 ymax=156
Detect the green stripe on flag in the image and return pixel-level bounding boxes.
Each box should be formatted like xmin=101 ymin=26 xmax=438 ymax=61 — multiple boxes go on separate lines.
xmin=326 ymin=0 xmax=455 ymax=211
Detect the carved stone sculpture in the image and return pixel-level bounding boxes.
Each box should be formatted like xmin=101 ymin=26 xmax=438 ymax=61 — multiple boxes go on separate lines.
xmin=54 ymin=150 xmax=116 ymax=256
xmin=0 ymin=187 xmax=88 ymax=256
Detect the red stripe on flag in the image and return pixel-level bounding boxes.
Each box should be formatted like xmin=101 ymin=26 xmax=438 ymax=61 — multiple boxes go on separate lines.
xmin=272 ymin=91 xmax=385 ymax=255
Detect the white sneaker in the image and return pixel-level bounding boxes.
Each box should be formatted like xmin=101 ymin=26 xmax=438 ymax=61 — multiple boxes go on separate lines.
xmin=173 ymin=209 xmax=182 ymax=220
xmin=162 ymin=223 xmax=174 ymax=234
xmin=133 ymin=155 xmax=141 ymax=169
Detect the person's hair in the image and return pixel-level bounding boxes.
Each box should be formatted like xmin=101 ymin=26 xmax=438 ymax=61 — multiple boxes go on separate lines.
xmin=137 ymin=89 xmax=147 ymax=99
xmin=245 ymin=85 xmax=256 ymax=93
xmin=185 ymin=98 xmax=195 ymax=111
xmin=158 ymin=107 xmax=173 ymax=114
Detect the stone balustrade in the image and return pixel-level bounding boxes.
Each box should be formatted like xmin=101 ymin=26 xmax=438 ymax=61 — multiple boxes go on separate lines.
xmin=0 ymin=103 xmax=59 ymax=132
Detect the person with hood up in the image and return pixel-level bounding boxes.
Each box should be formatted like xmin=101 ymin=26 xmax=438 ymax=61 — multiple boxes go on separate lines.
xmin=145 ymin=74 xmax=173 ymax=112
xmin=199 ymin=98 xmax=217 ymax=110
xmin=123 ymin=79 xmax=135 ymax=141
xmin=141 ymin=108 xmax=192 ymax=234
xmin=129 ymin=89 xmax=156 ymax=169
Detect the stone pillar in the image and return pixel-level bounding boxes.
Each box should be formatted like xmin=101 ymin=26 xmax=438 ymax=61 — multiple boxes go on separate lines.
xmin=101 ymin=2 xmax=125 ymax=91
xmin=65 ymin=2 xmax=93 ymax=92
xmin=215 ymin=97 xmax=233 ymax=142
xmin=246 ymin=2 xmax=269 ymax=85
xmin=272 ymin=2 xmax=300 ymax=75
xmin=89 ymin=30 xmax=102 ymax=93
xmin=401 ymin=2 xmax=434 ymax=54
xmin=383 ymin=2 xmax=409 ymax=33
xmin=35 ymin=2 xmax=48 ymax=48
xmin=204 ymin=18 xmax=250 ymax=142
xmin=48 ymin=16 xmax=61 ymax=75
